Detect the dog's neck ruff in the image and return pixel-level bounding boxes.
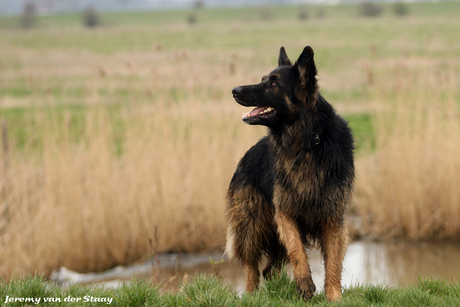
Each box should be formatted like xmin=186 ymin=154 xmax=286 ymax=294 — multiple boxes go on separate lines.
xmin=291 ymin=132 xmax=320 ymax=171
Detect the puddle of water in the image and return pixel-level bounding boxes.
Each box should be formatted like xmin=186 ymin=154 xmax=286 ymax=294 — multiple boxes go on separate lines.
xmin=342 ymin=241 xmax=460 ymax=287
xmin=51 ymin=241 xmax=460 ymax=293
xmin=181 ymin=241 xmax=460 ymax=293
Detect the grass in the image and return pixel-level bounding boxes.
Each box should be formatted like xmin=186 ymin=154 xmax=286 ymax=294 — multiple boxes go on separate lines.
xmin=354 ymin=60 xmax=460 ymax=239
xmin=0 ymin=1 xmax=460 ymax=283
xmin=1 ymin=271 xmax=460 ymax=306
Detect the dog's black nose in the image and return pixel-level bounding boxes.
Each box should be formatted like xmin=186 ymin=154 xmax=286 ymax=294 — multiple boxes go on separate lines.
xmin=232 ymin=86 xmax=242 ymax=96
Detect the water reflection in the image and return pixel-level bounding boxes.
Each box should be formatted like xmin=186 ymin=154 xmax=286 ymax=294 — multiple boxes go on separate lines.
xmin=201 ymin=241 xmax=460 ymax=292
xmin=342 ymin=241 xmax=460 ymax=287
xmin=53 ymin=241 xmax=460 ymax=292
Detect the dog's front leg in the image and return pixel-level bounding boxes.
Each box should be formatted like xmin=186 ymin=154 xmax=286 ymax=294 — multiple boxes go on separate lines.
xmin=320 ymin=224 xmax=348 ymax=302
xmin=275 ymin=212 xmax=316 ymax=300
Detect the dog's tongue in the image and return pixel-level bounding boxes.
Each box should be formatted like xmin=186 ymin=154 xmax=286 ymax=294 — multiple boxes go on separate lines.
xmin=249 ymin=107 xmax=266 ymax=117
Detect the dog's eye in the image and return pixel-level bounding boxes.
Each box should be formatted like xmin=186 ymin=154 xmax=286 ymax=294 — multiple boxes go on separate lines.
xmin=271 ymin=81 xmax=276 ymax=87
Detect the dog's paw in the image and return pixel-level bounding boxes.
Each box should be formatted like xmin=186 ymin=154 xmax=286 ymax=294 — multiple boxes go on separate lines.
xmin=296 ymin=277 xmax=316 ymax=301
xmin=325 ymin=288 xmax=342 ymax=302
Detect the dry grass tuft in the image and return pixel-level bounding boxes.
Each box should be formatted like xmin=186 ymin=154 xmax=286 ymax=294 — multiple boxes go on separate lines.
xmin=0 ymin=47 xmax=267 ymax=280
xmin=355 ymin=61 xmax=460 ymax=239
xmin=0 ymin=99 xmax=265 ymax=280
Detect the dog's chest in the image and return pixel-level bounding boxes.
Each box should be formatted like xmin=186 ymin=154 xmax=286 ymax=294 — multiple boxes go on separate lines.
xmin=272 ymin=152 xmax=324 ymax=211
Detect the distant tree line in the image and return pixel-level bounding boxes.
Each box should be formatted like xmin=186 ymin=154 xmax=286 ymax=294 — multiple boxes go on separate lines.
xmin=359 ymin=1 xmax=409 ymax=17
xmin=82 ymin=6 xmax=100 ymax=28
xmin=21 ymin=1 xmax=36 ymax=28
xmin=20 ymin=2 xmax=101 ymax=29
xmin=18 ymin=1 xmax=410 ymax=29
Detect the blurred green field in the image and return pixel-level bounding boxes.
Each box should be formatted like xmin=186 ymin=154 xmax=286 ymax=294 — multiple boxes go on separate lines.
xmin=1 ymin=2 xmax=459 ymax=54
xmin=0 ymin=1 xmax=459 ymax=281
xmin=1 ymin=1 xmax=459 ymax=154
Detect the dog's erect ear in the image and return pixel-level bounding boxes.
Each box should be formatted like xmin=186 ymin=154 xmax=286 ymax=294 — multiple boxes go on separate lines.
xmin=294 ymin=46 xmax=318 ymax=102
xmin=278 ymin=47 xmax=292 ymax=67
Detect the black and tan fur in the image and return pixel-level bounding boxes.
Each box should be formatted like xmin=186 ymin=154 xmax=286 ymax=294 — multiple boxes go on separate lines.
xmin=225 ymin=46 xmax=354 ymax=301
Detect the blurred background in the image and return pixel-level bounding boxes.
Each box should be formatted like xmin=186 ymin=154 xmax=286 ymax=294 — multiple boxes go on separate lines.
xmin=0 ymin=0 xmax=459 ymax=291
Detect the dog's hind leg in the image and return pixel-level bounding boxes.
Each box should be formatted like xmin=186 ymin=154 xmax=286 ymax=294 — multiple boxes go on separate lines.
xmin=226 ymin=225 xmax=261 ymax=293
xmin=245 ymin=261 xmax=260 ymax=292
xmin=262 ymin=245 xmax=287 ymax=280
xmin=226 ymin=188 xmax=266 ymax=293
xmin=275 ymin=212 xmax=316 ymax=300
xmin=320 ymin=224 xmax=348 ymax=302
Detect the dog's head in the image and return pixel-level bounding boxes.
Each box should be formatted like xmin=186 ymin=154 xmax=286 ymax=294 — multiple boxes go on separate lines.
xmin=232 ymin=46 xmax=318 ymax=127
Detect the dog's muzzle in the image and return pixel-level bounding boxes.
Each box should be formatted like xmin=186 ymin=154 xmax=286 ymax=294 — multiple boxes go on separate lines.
xmin=232 ymin=86 xmax=242 ymax=98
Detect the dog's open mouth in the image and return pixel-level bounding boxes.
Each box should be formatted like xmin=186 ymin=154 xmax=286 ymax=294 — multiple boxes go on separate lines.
xmin=242 ymin=106 xmax=275 ymax=120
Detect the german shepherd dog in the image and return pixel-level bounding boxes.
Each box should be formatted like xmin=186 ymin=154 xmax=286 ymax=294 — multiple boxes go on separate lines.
xmin=225 ymin=46 xmax=354 ymax=302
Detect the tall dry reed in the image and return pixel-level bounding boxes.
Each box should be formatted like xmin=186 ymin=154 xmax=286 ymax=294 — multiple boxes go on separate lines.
xmin=355 ymin=59 xmax=460 ymax=239
xmin=1 ymin=40 xmax=459 ymax=282
xmin=0 ymin=48 xmax=267 ymax=280
xmin=0 ymin=103 xmax=267 ymax=279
